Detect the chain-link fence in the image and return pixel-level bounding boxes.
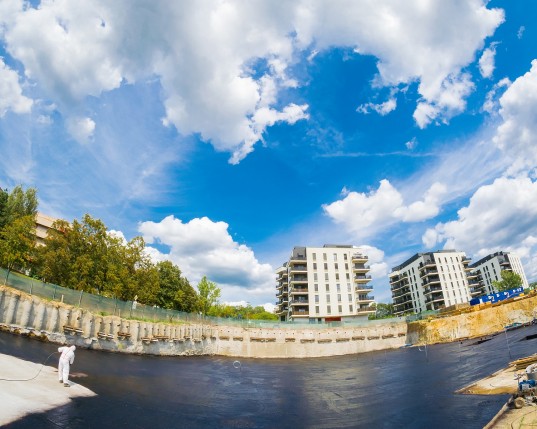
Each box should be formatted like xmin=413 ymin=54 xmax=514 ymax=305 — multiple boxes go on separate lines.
xmin=0 ymin=267 xmax=406 ymax=328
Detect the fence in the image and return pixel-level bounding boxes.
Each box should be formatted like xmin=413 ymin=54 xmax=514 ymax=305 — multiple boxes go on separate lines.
xmin=0 ymin=267 xmax=406 ymax=329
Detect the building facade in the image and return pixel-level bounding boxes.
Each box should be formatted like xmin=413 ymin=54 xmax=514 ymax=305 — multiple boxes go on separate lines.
xmin=275 ymin=245 xmax=375 ymax=323
xmin=390 ymin=250 xmax=472 ymax=316
xmin=468 ymin=251 xmax=529 ymax=296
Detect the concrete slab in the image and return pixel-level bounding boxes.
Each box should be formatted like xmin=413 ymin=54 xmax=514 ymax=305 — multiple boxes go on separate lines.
xmin=0 ymin=352 xmax=96 ymax=426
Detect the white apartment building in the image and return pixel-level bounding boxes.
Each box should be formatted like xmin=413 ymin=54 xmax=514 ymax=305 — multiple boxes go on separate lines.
xmin=468 ymin=251 xmax=529 ymax=296
xmin=390 ymin=250 xmax=472 ymax=317
xmin=275 ymin=245 xmax=375 ymax=323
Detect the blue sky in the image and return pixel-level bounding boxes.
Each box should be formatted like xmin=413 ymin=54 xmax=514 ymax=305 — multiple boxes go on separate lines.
xmin=1 ymin=0 xmax=537 ymax=309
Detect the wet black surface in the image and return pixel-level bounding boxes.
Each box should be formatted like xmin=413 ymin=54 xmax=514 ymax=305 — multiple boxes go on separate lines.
xmin=2 ymin=325 xmax=537 ymax=429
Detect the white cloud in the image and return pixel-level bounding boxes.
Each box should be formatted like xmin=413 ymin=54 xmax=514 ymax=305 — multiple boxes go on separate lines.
xmin=422 ymin=176 xmax=537 ymax=265
xmin=413 ymin=73 xmax=475 ymax=128
xmin=493 ymin=60 xmax=537 ymax=175
xmin=138 ymin=215 xmax=275 ymax=303
xmin=66 ymin=116 xmax=95 ymax=144
xmin=482 ymin=77 xmax=510 ymax=113
xmin=518 ymin=26 xmax=525 ymax=39
xmin=478 ymin=44 xmax=497 ymax=78
xmin=323 ymin=180 xmax=446 ymax=239
xmin=0 ymin=58 xmax=32 ymax=116
xmin=0 ymin=0 xmax=503 ymax=161
xmin=405 ymin=137 xmax=418 ymax=150
xmin=357 ymin=98 xmax=396 ymax=116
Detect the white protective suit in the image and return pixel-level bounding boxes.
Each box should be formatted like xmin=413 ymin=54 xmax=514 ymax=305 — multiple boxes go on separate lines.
xmin=58 ymin=345 xmax=76 ymax=385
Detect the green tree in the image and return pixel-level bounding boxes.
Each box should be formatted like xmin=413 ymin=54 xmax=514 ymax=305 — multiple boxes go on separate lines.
xmin=0 ymin=215 xmax=36 ymax=284
xmin=492 ymin=270 xmax=523 ymax=292
xmin=369 ymin=303 xmax=394 ymax=320
xmin=197 ymin=276 xmax=221 ymax=315
xmin=0 ymin=185 xmax=38 ymax=229
xmin=156 ymin=260 xmax=197 ymax=312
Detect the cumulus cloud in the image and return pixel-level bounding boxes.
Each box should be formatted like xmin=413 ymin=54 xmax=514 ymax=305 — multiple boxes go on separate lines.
xmin=0 ymin=58 xmax=32 ymax=116
xmin=493 ymin=60 xmax=537 ymax=175
xmin=422 ymin=176 xmax=537 ymax=267
xmin=66 ymin=116 xmax=95 ymax=144
xmin=478 ymin=44 xmax=497 ymax=78
xmin=138 ymin=215 xmax=275 ymax=303
xmin=323 ymin=180 xmax=446 ymax=239
xmin=0 ymin=0 xmax=503 ymax=160
xmin=357 ymin=98 xmax=396 ymax=115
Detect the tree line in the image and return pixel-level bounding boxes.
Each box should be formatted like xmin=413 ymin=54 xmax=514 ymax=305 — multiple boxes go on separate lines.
xmin=0 ymin=186 xmax=276 ymax=320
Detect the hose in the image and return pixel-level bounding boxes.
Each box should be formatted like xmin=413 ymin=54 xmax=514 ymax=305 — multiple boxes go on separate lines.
xmin=0 ymin=351 xmax=59 ymax=382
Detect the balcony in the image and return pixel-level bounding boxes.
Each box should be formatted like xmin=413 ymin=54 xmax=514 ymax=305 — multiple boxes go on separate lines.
xmin=354 ymin=275 xmax=372 ymax=284
xmin=291 ymin=298 xmax=309 ymax=306
xmin=353 ymin=264 xmax=370 ymax=273
xmin=420 ymin=268 xmax=439 ymax=278
xmin=289 ymin=264 xmax=308 ymax=273
xmin=356 ymin=285 xmax=374 ymax=293
xmin=290 ymin=275 xmax=308 ymax=284
xmin=418 ymin=260 xmax=435 ymax=270
xmin=291 ymin=309 xmax=309 ymax=317
xmin=462 ymin=257 xmax=471 ymax=265
xmin=356 ymin=307 xmax=375 ymax=315
xmin=352 ymin=254 xmax=368 ymax=263
xmin=356 ymin=295 xmax=374 ymax=303
xmin=290 ymin=287 xmax=308 ymax=295
xmin=422 ymin=277 xmax=441 ymax=288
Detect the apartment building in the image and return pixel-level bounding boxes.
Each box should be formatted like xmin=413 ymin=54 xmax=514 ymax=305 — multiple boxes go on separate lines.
xmin=35 ymin=213 xmax=58 ymax=246
xmin=390 ymin=250 xmax=472 ymax=316
xmin=468 ymin=251 xmax=529 ymax=296
xmin=275 ymin=245 xmax=374 ymax=323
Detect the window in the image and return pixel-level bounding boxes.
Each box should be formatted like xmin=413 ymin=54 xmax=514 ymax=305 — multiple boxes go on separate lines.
xmin=344 ymin=254 xmax=348 ymax=260
xmin=312 ymin=253 xmax=316 ymax=261
xmin=314 ymin=273 xmax=318 ymax=281
xmin=335 ymin=273 xmax=339 ymax=280
xmin=323 ymin=253 xmax=327 ymax=261
xmin=325 ymin=284 xmax=330 ymax=292
xmin=324 ymin=263 xmax=328 ymax=270
xmin=338 ymin=305 xmax=342 ymax=313
xmin=336 ymin=284 xmax=341 ymax=292
xmin=337 ymin=294 xmax=342 ymax=302
xmin=315 ymin=306 xmax=319 ymax=314
xmin=315 ymin=295 xmax=319 ymax=303
xmin=345 ymin=263 xmax=348 ymax=270
xmin=314 ymin=283 xmax=318 ymax=292
xmin=335 ymin=263 xmax=338 ymax=270
xmin=349 ymin=305 xmax=353 ymax=312
xmin=313 ymin=263 xmax=317 ymax=269
xmin=346 ymin=273 xmax=350 ymax=280
xmin=333 ymin=253 xmax=337 ymax=261
xmin=348 ymin=294 xmax=352 ymax=301
xmin=327 ymin=305 xmax=331 ymax=314
xmin=347 ymin=283 xmax=351 ymax=292
xmin=326 ymin=295 xmax=330 ymax=303
xmin=324 ymin=273 xmax=329 ymax=281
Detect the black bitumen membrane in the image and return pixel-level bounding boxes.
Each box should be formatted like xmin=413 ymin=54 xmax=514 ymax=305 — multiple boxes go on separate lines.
xmin=2 ymin=325 xmax=537 ymax=429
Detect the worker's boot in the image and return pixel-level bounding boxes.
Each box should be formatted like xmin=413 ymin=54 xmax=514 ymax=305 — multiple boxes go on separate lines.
xmin=64 ymin=383 xmax=70 ymax=387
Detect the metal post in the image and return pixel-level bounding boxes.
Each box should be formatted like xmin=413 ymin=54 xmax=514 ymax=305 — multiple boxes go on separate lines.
xmin=30 ymin=278 xmax=34 ymax=295
xmin=504 ymin=328 xmax=512 ymax=359
xmin=53 ymin=284 xmax=57 ymax=300
xmin=78 ymin=290 xmax=83 ymax=307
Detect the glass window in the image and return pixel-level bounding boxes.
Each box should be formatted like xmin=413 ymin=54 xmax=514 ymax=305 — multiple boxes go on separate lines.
xmin=315 ymin=295 xmax=319 ymax=303
xmin=327 ymin=306 xmax=331 ymax=314
xmin=325 ymin=284 xmax=329 ymax=291
xmin=312 ymin=253 xmax=316 ymax=261
xmin=324 ymin=263 xmax=328 ymax=270
xmin=348 ymin=294 xmax=352 ymax=301
xmin=344 ymin=254 xmax=348 ymax=260
xmin=337 ymin=294 xmax=342 ymax=302
xmin=338 ymin=305 xmax=342 ymax=313
xmin=314 ymin=283 xmax=318 ymax=292
xmin=326 ymin=295 xmax=330 ymax=303
xmin=325 ymin=273 xmax=329 ymax=281
xmin=313 ymin=263 xmax=317 ymax=269
xmin=323 ymin=253 xmax=327 ymax=261
xmin=336 ymin=284 xmax=341 ymax=292
xmin=315 ymin=306 xmax=319 ymax=314
xmin=349 ymin=305 xmax=353 ymax=312
xmin=333 ymin=253 xmax=337 ymax=261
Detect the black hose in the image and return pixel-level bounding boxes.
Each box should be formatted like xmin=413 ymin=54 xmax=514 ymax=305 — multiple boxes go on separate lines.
xmin=0 ymin=351 xmax=59 ymax=382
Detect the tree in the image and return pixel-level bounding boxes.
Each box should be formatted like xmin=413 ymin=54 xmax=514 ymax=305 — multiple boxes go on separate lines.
xmin=156 ymin=260 xmax=197 ymax=312
xmin=0 ymin=185 xmax=38 ymax=229
xmin=368 ymin=303 xmax=394 ymax=320
xmin=197 ymin=276 xmax=221 ymax=315
xmin=0 ymin=215 xmax=36 ymax=284
xmin=492 ymin=270 xmax=523 ymax=292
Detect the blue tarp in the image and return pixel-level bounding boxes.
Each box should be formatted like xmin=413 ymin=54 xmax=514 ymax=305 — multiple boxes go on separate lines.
xmin=469 ymin=286 xmax=524 ymax=306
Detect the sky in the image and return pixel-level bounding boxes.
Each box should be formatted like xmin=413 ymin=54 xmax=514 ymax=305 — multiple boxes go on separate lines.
xmin=1 ymin=0 xmax=537 ymax=310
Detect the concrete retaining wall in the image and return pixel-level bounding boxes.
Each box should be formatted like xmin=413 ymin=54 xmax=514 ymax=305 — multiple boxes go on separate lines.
xmin=0 ymin=286 xmax=408 ymax=357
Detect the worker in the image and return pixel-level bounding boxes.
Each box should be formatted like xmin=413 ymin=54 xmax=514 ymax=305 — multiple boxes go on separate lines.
xmin=57 ymin=345 xmax=76 ymax=387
